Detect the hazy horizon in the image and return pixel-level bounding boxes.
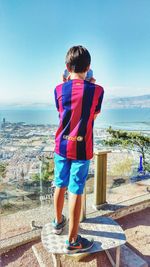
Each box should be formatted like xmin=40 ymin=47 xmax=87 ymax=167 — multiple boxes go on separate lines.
xmin=0 ymin=93 xmax=150 ymax=107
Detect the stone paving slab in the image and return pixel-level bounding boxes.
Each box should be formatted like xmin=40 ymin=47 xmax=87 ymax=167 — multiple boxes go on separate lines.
xmin=41 ymin=216 xmax=126 ymax=254
xmin=110 ymin=245 xmax=148 ymax=267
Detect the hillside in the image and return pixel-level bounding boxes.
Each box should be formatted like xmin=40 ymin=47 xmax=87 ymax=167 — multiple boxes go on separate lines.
xmin=103 ymin=94 xmax=150 ymax=109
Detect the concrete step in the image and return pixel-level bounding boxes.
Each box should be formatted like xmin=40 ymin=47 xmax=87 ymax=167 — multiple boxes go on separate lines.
xmin=32 ymin=241 xmax=111 ymax=267
xmin=32 ymin=242 xmax=148 ymax=267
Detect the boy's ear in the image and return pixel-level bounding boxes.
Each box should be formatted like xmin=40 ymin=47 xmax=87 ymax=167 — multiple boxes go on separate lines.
xmin=66 ymin=64 xmax=71 ymax=72
xmin=86 ymin=65 xmax=90 ymax=72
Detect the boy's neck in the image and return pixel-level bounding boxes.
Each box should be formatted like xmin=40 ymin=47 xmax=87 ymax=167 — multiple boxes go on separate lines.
xmin=69 ymin=72 xmax=87 ymax=80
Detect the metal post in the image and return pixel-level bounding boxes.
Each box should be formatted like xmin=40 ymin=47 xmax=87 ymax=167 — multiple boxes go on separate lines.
xmin=39 ymin=157 xmax=43 ymax=196
xmin=116 ymin=246 xmax=120 ymax=267
xmin=52 ymin=254 xmax=60 ymax=267
xmin=94 ymin=150 xmax=111 ymax=208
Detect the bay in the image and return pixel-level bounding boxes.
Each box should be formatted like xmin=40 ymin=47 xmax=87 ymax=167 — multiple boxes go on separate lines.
xmin=0 ymin=108 xmax=150 ymax=131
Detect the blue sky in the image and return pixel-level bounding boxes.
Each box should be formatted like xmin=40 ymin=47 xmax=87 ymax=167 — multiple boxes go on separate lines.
xmin=0 ymin=0 xmax=150 ymax=104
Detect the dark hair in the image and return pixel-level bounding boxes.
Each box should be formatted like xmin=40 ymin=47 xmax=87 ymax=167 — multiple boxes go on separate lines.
xmin=65 ymin=45 xmax=91 ymax=73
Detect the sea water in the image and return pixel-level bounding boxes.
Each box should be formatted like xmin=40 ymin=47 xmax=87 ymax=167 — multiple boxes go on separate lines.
xmin=0 ymin=108 xmax=150 ymax=131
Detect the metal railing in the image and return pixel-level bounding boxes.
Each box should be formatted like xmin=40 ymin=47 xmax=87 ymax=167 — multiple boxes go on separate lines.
xmin=1 ymin=149 xmax=111 ymax=218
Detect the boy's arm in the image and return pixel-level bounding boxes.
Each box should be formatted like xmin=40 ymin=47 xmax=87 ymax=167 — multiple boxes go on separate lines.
xmin=54 ymin=88 xmax=59 ymax=111
xmin=94 ymin=88 xmax=104 ymax=119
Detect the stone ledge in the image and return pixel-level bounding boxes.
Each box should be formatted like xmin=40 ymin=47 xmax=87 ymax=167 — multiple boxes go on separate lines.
xmin=91 ymin=193 xmax=150 ymax=220
xmin=0 ymin=229 xmax=41 ymax=255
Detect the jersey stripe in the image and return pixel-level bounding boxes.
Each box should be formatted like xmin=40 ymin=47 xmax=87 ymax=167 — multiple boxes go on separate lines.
xmin=59 ymin=81 xmax=72 ymax=157
xmin=66 ymin=80 xmax=84 ymax=159
xmin=55 ymin=85 xmax=63 ymax=153
xmin=85 ymin=85 xmax=101 ymax=158
xmin=76 ymin=82 xmax=95 ymax=159
xmin=55 ymin=84 xmax=64 ymax=153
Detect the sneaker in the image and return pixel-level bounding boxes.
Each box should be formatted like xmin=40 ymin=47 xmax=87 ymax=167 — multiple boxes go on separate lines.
xmin=64 ymin=234 xmax=94 ymax=254
xmin=52 ymin=214 xmax=67 ymax=235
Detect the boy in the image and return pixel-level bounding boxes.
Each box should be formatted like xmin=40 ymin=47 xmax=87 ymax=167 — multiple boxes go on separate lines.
xmin=52 ymin=45 xmax=104 ymax=254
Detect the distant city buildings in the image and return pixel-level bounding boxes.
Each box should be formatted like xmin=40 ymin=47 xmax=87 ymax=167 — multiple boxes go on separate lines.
xmin=0 ymin=121 xmax=138 ymax=186
xmin=0 ymin=117 xmax=6 ymax=131
xmin=0 ymin=122 xmax=109 ymax=184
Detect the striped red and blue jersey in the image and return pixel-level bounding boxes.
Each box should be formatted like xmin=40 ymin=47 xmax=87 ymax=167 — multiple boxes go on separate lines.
xmin=54 ymin=79 xmax=104 ymax=160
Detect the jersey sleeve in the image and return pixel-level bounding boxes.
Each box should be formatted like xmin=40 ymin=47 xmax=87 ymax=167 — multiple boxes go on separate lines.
xmin=95 ymin=88 xmax=104 ymax=114
xmin=54 ymin=88 xmax=59 ymax=111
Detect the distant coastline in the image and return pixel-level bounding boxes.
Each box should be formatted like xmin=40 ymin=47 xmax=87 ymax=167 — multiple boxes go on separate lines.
xmin=0 ymin=94 xmax=150 ymax=110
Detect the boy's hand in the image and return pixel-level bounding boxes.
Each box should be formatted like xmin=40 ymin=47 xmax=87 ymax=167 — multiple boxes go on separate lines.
xmin=62 ymin=74 xmax=70 ymax=82
xmin=94 ymin=113 xmax=98 ymax=120
xmin=62 ymin=75 xmax=67 ymax=82
xmin=89 ymin=77 xmax=96 ymax=83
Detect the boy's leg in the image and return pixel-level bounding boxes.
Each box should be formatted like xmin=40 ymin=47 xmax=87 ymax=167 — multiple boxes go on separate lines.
xmin=68 ymin=159 xmax=90 ymax=243
xmin=54 ymin=186 xmax=66 ymax=223
xmin=68 ymin=192 xmax=82 ymax=243
xmin=53 ymin=153 xmax=70 ymax=223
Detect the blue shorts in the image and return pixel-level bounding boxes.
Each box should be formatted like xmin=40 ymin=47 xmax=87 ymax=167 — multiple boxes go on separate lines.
xmin=54 ymin=152 xmax=90 ymax=195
